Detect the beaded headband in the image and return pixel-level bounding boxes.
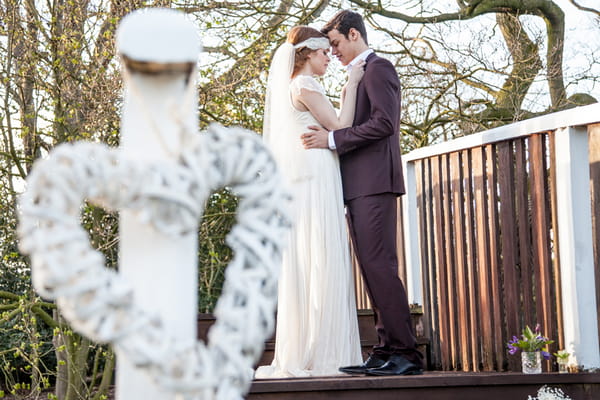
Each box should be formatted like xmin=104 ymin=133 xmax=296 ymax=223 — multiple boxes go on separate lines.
xmin=293 ymin=37 xmax=330 ymax=50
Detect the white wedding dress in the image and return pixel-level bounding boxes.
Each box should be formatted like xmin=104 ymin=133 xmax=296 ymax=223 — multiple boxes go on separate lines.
xmin=256 ymin=75 xmax=362 ymax=378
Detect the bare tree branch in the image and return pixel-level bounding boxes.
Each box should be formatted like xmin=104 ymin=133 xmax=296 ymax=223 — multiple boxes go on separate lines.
xmin=352 ymin=0 xmax=567 ymax=108
xmin=567 ymin=0 xmax=600 ymax=16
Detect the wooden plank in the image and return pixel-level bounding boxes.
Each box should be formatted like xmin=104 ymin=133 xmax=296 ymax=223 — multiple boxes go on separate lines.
xmin=422 ymin=158 xmax=441 ymax=369
xmin=528 ymin=133 xmax=555 ymax=370
xmin=402 ymin=161 xmax=424 ymax=306
xmin=548 ymin=132 xmax=564 ymax=355
xmin=485 ymin=143 xmax=504 ymax=371
xmin=472 ymin=146 xmax=494 ymax=370
xmin=497 ymin=140 xmax=520 ymax=372
xmin=249 ymin=372 xmax=600 ymax=400
xmin=431 ymin=155 xmax=451 ymax=370
xmin=415 ymin=159 xmax=433 ymax=362
xmin=441 ymin=154 xmax=458 ymax=370
xmin=589 ymin=123 xmax=600 ymax=343
xmin=352 ymin=243 xmax=371 ymax=310
xmin=396 ymin=197 xmax=407 ymax=285
xmin=462 ymin=149 xmax=480 ymax=371
xmin=450 ymin=151 xmax=471 ymax=371
xmin=515 ymin=139 xmax=534 ymax=326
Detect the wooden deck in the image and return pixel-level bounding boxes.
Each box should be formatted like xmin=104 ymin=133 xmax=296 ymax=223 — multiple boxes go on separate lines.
xmin=199 ymin=312 xmax=600 ymax=399
xmin=249 ymin=371 xmax=600 ymax=399
xmin=198 ymin=309 xmax=430 ymax=368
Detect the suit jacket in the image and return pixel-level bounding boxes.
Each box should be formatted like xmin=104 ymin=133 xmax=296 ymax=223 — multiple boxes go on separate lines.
xmin=333 ymin=52 xmax=405 ymax=201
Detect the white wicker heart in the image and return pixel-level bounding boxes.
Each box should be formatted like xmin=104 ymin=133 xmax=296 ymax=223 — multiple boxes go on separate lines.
xmin=18 ymin=123 xmax=291 ymax=399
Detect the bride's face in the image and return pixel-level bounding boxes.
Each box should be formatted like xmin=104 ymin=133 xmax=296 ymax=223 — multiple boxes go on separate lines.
xmin=307 ymin=48 xmax=330 ymax=76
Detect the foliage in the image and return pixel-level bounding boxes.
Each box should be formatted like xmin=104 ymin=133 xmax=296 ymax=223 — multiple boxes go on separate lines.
xmin=507 ymin=324 xmax=553 ymax=359
xmin=0 ymin=293 xmax=55 ymax=398
xmin=198 ymin=189 xmax=238 ymax=312
xmin=554 ymin=349 xmax=569 ymax=362
xmin=1 ymin=243 xmax=115 ymax=400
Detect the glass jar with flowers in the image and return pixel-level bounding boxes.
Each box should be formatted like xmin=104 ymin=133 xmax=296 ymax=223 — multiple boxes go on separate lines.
xmin=507 ymin=324 xmax=553 ymax=373
xmin=554 ymin=350 xmax=570 ymax=373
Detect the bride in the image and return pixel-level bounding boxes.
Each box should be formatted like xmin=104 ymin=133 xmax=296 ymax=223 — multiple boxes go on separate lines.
xmin=256 ymin=26 xmax=364 ymax=378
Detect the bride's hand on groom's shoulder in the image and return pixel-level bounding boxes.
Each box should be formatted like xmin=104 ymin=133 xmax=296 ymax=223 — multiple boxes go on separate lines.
xmin=348 ymin=60 xmax=366 ymax=87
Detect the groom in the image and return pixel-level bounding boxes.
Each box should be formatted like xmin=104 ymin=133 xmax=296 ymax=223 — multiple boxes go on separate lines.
xmin=301 ymin=10 xmax=423 ymax=376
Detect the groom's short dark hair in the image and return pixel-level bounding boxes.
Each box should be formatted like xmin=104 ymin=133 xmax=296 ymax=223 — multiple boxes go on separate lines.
xmin=322 ymin=10 xmax=368 ymax=46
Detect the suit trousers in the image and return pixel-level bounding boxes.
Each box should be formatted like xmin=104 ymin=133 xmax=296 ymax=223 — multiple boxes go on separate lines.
xmin=346 ymin=193 xmax=423 ymax=368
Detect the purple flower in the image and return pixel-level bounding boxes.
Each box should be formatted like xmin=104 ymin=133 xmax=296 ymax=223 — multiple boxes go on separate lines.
xmin=507 ymin=324 xmax=554 ymax=356
xmin=541 ymin=350 xmax=551 ymax=360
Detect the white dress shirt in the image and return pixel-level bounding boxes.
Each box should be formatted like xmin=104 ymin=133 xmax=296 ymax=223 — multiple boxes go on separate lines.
xmin=328 ymin=49 xmax=374 ymax=150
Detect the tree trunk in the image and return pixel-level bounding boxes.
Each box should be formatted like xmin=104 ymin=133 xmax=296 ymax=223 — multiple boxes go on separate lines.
xmin=495 ymin=13 xmax=542 ymax=116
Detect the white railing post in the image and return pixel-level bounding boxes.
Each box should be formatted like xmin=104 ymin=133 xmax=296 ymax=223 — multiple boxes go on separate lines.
xmin=402 ymin=160 xmax=423 ymax=306
xmin=555 ymin=126 xmax=600 ymax=370
xmin=116 ymin=10 xmax=200 ymax=399
xmin=18 ymin=8 xmax=289 ymax=398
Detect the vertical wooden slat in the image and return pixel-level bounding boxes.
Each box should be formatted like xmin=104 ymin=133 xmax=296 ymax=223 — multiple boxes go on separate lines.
xmin=351 ymin=226 xmax=370 ymax=310
xmin=396 ymin=197 xmax=407 ymax=285
xmin=497 ymin=140 xmax=520 ymax=371
xmin=485 ymin=144 xmax=504 ymax=371
xmin=431 ymin=155 xmax=451 ymax=369
xmin=472 ymin=146 xmax=494 ymax=370
xmin=588 ymin=124 xmax=600 ymax=345
xmin=529 ymin=133 xmax=555 ymax=371
xmin=423 ymin=158 xmax=441 ymax=369
xmin=441 ymin=154 xmax=458 ymax=370
xmin=415 ymin=159 xmax=432 ymax=355
xmin=515 ymin=138 xmax=534 ymax=326
xmin=450 ymin=151 xmax=471 ymax=371
xmin=463 ymin=149 xmax=480 ymax=371
xmin=548 ymin=132 xmax=564 ymax=356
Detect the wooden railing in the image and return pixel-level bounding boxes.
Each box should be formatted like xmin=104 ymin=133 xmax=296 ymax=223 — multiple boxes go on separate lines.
xmin=353 ymin=103 xmax=600 ymax=372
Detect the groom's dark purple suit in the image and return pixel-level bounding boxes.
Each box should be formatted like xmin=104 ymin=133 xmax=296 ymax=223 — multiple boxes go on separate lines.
xmin=333 ymin=52 xmax=423 ymax=367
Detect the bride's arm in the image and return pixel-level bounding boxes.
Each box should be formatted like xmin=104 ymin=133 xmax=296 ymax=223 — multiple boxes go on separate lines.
xmin=338 ymin=61 xmax=365 ymax=126
xmin=294 ymin=62 xmax=364 ymax=131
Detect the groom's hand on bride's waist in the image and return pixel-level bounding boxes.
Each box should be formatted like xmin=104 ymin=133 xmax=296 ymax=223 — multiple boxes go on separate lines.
xmin=301 ymin=125 xmax=330 ymax=149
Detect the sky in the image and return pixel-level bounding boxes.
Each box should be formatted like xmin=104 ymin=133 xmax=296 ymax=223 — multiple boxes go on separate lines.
xmin=553 ymin=0 xmax=600 ymax=98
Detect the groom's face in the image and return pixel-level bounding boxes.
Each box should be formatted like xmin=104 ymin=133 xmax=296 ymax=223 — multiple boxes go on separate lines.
xmin=327 ymin=28 xmax=360 ymax=66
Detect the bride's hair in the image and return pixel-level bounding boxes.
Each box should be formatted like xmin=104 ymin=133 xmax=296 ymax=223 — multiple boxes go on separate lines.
xmin=287 ymin=26 xmax=328 ymax=77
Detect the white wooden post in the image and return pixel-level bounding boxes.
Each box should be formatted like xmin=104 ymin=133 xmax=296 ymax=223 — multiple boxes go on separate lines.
xmin=18 ymin=7 xmax=290 ymax=399
xmin=116 ymin=9 xmax=200 ymax=399
xmin=402 ymin=160 xmax=423 ymax=306
xmin=554 ymin=126 xmax=600 ymax=370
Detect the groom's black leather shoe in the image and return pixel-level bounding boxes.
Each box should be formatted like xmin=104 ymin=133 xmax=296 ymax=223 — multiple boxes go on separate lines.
xmin=339 ymin=354 xmax=388 ymax=374
xmin=365 ymin=354 xmax=423 ymax=376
